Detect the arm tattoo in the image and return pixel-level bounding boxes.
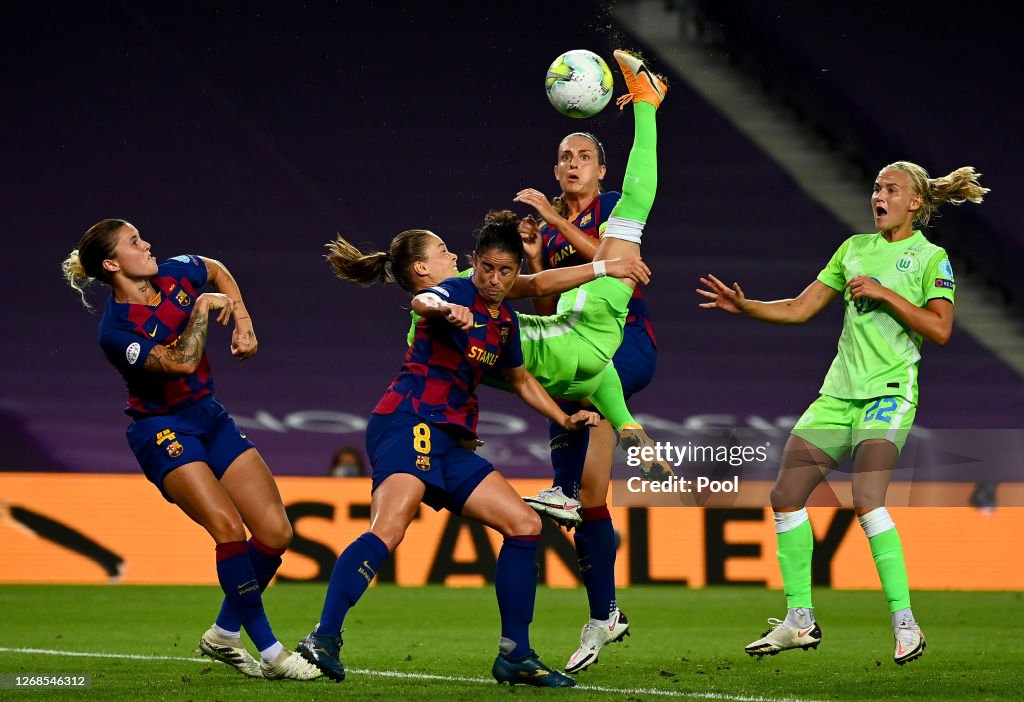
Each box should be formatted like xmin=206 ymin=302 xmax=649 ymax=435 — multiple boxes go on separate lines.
xmin=143 ymin=309 xmax=210 ymax=374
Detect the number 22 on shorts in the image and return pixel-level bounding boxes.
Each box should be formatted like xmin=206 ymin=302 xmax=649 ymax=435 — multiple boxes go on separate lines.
xmin=864 ymin=397 xmax=898 ymax=424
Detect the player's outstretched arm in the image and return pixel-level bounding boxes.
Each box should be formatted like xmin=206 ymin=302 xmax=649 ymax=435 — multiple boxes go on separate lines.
xmin=201 ymin=256 xmax=257 ymax=359
xmin=509 ymin=257 xmax=650 ymax=300
xmin=500 ymin=365 xmax=600 ymax=431
xmin=143 ymin=293 xmax=230 ymax=375
xmin=697 ymin=275 xmax=837 ymax=324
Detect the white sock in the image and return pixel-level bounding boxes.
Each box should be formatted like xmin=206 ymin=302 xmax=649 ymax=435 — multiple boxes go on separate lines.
xmin=773 ymin=508 xmax=809 ymax=534
xmin=211 ymin=624 xmax=240 ymax=640
xmin=892 ymin=607 xmax=917 ymax=630
xmin=603 ymin=216 xmax=644 ymax=243
xmin=259 ymin=641 xmax=285 ymax=663
xmin=784 ymin=607 xmax=815 ymax=628
xmin=857 ymin=506 xmax=896 ymax=538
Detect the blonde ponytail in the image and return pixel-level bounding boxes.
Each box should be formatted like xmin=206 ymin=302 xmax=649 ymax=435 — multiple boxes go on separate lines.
xmin=886 ymin=161 xmax=989 ymax=226
xmin=62 ymin=249 xmax=95 ymax=309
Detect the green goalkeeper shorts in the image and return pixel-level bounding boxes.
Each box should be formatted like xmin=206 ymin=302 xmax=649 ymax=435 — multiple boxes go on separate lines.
xmin=790 ymin=394 xmax=917 ymax=463
xmin=517 ymin=276 xmax=633 ymax=400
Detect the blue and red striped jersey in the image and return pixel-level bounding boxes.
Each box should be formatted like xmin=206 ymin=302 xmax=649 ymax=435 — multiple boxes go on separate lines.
xmin=541 ymin=191 xmax=656 ymax=346
xmin=374 ymin=275 xmax=523 ymax=437
xmin=98 ymin=255 xmax=214 ymax=417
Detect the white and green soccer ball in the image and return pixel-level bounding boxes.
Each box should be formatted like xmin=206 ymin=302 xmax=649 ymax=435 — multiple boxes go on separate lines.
xmin=545 ymin=49 xmax=614 ymax=119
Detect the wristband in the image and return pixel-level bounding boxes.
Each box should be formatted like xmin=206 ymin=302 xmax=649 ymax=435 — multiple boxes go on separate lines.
xmin=593 ymin=260 xmax=607 ymax=278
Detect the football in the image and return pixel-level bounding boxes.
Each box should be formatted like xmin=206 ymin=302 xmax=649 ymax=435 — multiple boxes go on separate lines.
xmin=545 ymin=49 xmax=614 ymax=118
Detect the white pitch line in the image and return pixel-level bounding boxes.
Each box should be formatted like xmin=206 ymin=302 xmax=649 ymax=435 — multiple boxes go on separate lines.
xmin=0 ymin=647 xmax=821 ymax=702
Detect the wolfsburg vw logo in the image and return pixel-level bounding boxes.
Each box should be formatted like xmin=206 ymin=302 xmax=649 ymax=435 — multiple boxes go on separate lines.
xmin=895 ymin=256 xmax=913 ymax=272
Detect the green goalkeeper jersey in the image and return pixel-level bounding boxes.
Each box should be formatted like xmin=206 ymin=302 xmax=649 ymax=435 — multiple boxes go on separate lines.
xmin=816 ymin=230 xmax=955 ymax=403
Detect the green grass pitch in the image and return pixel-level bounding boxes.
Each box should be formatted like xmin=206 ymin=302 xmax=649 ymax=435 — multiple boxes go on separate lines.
xmin=1 ymin=585 xmax=1021 ymax=700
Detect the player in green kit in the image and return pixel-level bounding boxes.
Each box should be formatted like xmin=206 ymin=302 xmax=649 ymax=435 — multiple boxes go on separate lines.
xmin=697 ymin=161 xmax=988 ymax=665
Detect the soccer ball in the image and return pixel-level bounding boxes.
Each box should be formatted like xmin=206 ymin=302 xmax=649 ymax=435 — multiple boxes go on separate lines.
xmin=545 ymin=49 xmax=614 ymax=119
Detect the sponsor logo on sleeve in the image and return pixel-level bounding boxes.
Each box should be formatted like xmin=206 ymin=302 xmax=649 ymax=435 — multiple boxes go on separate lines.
xmin=126 ymin=342 xmax=141 ymax=365
xmin=427 ymin=286 xmax=449 ymax=298
xmin=935 ymin=278 xmax=955 ymax=289
xmin=171 ymin=255 xmax=192 ymax=263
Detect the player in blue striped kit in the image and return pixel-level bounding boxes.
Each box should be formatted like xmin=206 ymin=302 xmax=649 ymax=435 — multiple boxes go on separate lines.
xmin=298 ymin=212 xmax=597 ymax=687
xmin=62 ymin=218 xmax=320 ymax=681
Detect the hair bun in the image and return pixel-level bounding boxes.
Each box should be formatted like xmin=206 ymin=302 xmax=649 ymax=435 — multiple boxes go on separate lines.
xmin=484 ymin=209 xmax=518 ymax=227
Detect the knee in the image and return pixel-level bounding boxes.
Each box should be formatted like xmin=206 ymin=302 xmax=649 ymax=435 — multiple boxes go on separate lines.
xmin=207 ymin=513 xmax=247 ymax=544
xmin=770 ymin=485 xmax=802 ymax=512
xmin=265 ymin=519 xmax=294 ymax=550
xmin=852 ymin=490 xmax=887 ymax=514
xmin=248 ymin=512 xmax=293 ymax=551
xmin=502 ymin=506 xmax=542 ymax=538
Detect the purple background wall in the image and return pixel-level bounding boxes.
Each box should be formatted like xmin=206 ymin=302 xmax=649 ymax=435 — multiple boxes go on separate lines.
xmin=3 ymin=1 xmax=1021 ymax=480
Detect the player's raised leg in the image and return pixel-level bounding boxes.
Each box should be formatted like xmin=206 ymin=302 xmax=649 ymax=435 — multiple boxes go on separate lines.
xmin=593 ymin=49 xmax=667 ymax=268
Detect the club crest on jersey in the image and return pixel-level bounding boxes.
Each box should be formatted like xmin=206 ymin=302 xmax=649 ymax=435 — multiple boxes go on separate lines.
xmin=166 ymin=440 xmax=184 ymax=458
xmin=579 ymin=211 xmax=593 ymax=227
xmin=500 ymin=325 xmax=510 ymax=344
xmin=176 ymin=289 xmax=191 ymax=306
xmin=853 ymin=278 xmax=883 ymax=314
xmin=415 ymin=455 xmax=431 ymax=471
xmin=895 ymin=256 xmax=914 ymax=272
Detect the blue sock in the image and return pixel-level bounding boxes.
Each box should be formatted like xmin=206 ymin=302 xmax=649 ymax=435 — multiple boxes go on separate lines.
xmin=576 ymin=506 xmax=617 ymax=620
xmin=496 ymin=535 xmax=540 ymax=659
xmin=215 ymin=537 xmax=285 ymax=634
xmin=549 ymin=402 xmax=589 ymax=500
xmin=318 ymin=532 xmax=389 ymax=638
xmin=215 ymin=541 xmax=276 ymax=651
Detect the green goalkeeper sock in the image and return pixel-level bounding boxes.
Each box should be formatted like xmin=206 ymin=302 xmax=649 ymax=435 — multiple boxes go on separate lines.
xmin=608 ymin=101 xmax=658 ymax=225
xmin=860 ymin=508 xmax=911 ymax=612
xmin=586 ymin=366 xmax=637 ymax=432
xmin=775 ymin=509 xmax=813 ymax=609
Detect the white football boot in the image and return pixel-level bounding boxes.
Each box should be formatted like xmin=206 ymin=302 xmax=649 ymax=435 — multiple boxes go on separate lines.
xmin=523 ymin=486 xmax=582 ymax=529
xmin=565 ymin=609 xmax=630 ymax=673
xmin=198 ymin=627 xmax=263 ymax=678
xmin=744 ymin=617 xmax=822 ymax=656
xmin=260 ymin=649 xmax=324 ymax=680
xmin=894 ymin=622 xmax=926 ymax=665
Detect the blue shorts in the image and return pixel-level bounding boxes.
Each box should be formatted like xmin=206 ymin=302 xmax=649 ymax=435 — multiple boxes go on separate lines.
xmin=613 ymin=323 xmax=657 ymax=399
xmin=126 ymin=396 xmax=255 ymax=503
xmin=366 ymin=412 xmax=493 ymax=514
